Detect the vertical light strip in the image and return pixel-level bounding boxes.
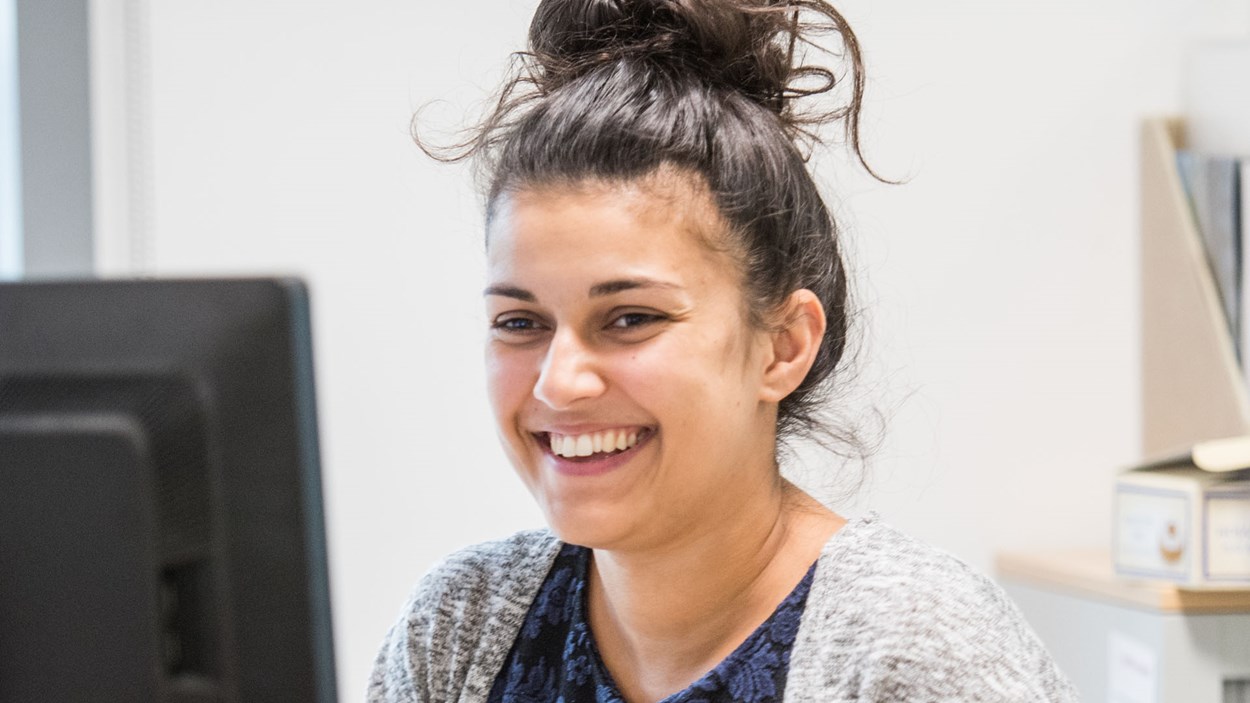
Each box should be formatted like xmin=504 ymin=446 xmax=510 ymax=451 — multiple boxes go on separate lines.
xmin=123 ymin=0 xmax=151 ymax=274
xmin=0 ymin=0 xmax=21 ymax=280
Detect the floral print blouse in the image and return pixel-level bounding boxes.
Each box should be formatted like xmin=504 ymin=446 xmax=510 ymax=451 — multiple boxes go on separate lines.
xmin=486 ymin=543 xmax=815 ymax=703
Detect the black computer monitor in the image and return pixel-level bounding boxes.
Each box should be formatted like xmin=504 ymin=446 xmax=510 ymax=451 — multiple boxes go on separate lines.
xmin=0 ymin=278 xmax=337 ymax=703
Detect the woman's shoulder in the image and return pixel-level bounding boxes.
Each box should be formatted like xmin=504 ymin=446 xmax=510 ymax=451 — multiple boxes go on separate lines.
xmin=806 ymin=513 xmax=1024 ymax=644
xmin=366 ymin=529 xmax=562 ymax=703
xmin=417 ymin=528 xmax=562 ymax=599
xmin=787 ymin=513 xmax=1078 ymax=701
xmin=814 ymin=512 xmax=1005 ymax=606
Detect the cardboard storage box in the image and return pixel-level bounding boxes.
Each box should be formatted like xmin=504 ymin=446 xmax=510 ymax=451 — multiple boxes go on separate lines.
xmin=1114 ymin=466 xmax=1250 ymax=588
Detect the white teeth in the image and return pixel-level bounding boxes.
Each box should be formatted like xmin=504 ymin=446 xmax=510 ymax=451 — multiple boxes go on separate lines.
xmin=575 ymin=435 xmax=593 ymax=457
xmin=547 ymin=429 xmax=645 ymax=458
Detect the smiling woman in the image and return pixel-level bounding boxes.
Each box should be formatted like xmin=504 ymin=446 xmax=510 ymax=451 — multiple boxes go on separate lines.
xmin=368 ymin=1 xmax=1077 ymax=701
xmin=482 ymin=177 xmax=811 ymax=556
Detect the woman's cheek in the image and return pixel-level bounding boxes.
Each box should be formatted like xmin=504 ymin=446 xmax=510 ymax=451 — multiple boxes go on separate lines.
xmin=484 ymin=347 xmax=531 ymax=418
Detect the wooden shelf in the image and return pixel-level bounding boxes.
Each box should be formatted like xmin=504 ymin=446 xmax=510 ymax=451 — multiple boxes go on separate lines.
xmin=996 ymin=549 xmax=1250 ymax=614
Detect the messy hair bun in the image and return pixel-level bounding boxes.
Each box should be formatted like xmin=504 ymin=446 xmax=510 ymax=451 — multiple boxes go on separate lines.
xmin=526 ymin=0 xmax=864 ymax=140
xmin=434 ymin=0 xmax=871 ymax=169
xmin=424 ymin=0 xmax=877 ymax=457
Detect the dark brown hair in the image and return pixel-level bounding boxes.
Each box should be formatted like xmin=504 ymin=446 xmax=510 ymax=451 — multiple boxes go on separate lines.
xmin=422 ymin=0 xmax=878 ymax=453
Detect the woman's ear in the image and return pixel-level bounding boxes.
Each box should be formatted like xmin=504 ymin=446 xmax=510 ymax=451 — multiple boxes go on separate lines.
xmin=759 ymin=289 xmax=826 ymax=403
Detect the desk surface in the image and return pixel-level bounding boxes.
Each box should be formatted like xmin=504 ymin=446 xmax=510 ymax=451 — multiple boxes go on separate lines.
xmin=995 ymin=550 xmax=1250 ymax=614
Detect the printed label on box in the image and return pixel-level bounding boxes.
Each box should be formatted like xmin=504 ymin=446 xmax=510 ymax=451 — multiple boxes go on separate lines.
xmin=1204 ymin=493 xmax=1250 ymax=580
xmin=1116 ymin=487 xmax=1189 ymax=578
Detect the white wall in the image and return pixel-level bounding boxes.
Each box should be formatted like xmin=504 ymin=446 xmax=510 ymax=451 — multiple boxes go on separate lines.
xmin=87 ymin=1 xmax=1248 ymax=699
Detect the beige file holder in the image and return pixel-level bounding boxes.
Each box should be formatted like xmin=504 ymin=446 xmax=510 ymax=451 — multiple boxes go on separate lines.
xmin=1140 ymin=117 xmax=1250 ymax=458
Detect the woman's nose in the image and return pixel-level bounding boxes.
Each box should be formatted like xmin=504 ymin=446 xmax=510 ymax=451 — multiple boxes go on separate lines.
xmin=533 ymin=329 xmax=606 ymax=409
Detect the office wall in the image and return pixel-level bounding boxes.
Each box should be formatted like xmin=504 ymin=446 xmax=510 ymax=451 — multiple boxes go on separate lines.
xmin=88 ymin=0 xmax=1247 ymax=698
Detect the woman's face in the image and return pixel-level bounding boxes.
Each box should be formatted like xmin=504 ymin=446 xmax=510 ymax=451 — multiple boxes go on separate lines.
xmin=484 ymin=178 xmax=782 ymax=550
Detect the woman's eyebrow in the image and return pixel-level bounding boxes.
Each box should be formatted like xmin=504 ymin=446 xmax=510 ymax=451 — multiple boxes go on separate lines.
xmin=483 ymin=284 xmax=535 ymax=301
xmin=588 ymin=278 xmax=681 ymax=297
xmin=484 ymin=279 xmax=682 ymax=300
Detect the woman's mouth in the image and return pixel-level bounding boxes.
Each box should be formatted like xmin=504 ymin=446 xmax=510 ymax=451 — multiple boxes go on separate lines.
xmin=535 ymin=427 xmax=654 ymax=464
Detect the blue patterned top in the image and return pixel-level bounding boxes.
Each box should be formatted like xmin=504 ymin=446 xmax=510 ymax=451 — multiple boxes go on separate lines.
xmin=486 ymin=543 xmax=815 ymax=703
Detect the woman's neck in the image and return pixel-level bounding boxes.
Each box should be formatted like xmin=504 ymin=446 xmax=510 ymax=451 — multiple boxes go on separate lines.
xmin=586 ymin=481 xmax=843 ymax=703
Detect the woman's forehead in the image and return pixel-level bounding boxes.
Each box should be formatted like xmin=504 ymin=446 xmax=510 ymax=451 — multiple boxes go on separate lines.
xmin=484 ymin=180 xmax=742 ymax=298
xmin=489 ymin=173 xmax=730 ymax=249
xmin=492 ymin=190 xmax=704 ymax=257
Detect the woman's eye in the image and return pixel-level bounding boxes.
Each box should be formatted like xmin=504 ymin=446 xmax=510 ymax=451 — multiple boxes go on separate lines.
xmin=609 ymin=312 xmax=663 ymax=330
xmin=492 ymin=316 xmax=543 ymax=334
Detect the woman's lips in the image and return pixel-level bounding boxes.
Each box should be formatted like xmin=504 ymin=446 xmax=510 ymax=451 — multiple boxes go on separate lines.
xmin=545 ymin=427 xmax=648 ymax=459
xmin=535 ymin=428 xmax=655 ymax=476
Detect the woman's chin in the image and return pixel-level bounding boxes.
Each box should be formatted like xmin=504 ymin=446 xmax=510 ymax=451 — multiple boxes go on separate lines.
xmin=540 ymin=504 xmax=636 ymax=550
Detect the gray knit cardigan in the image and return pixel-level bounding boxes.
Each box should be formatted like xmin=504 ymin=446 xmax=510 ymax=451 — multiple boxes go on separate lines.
xmin=367 ymin=514 xmax=1079 ymax=702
